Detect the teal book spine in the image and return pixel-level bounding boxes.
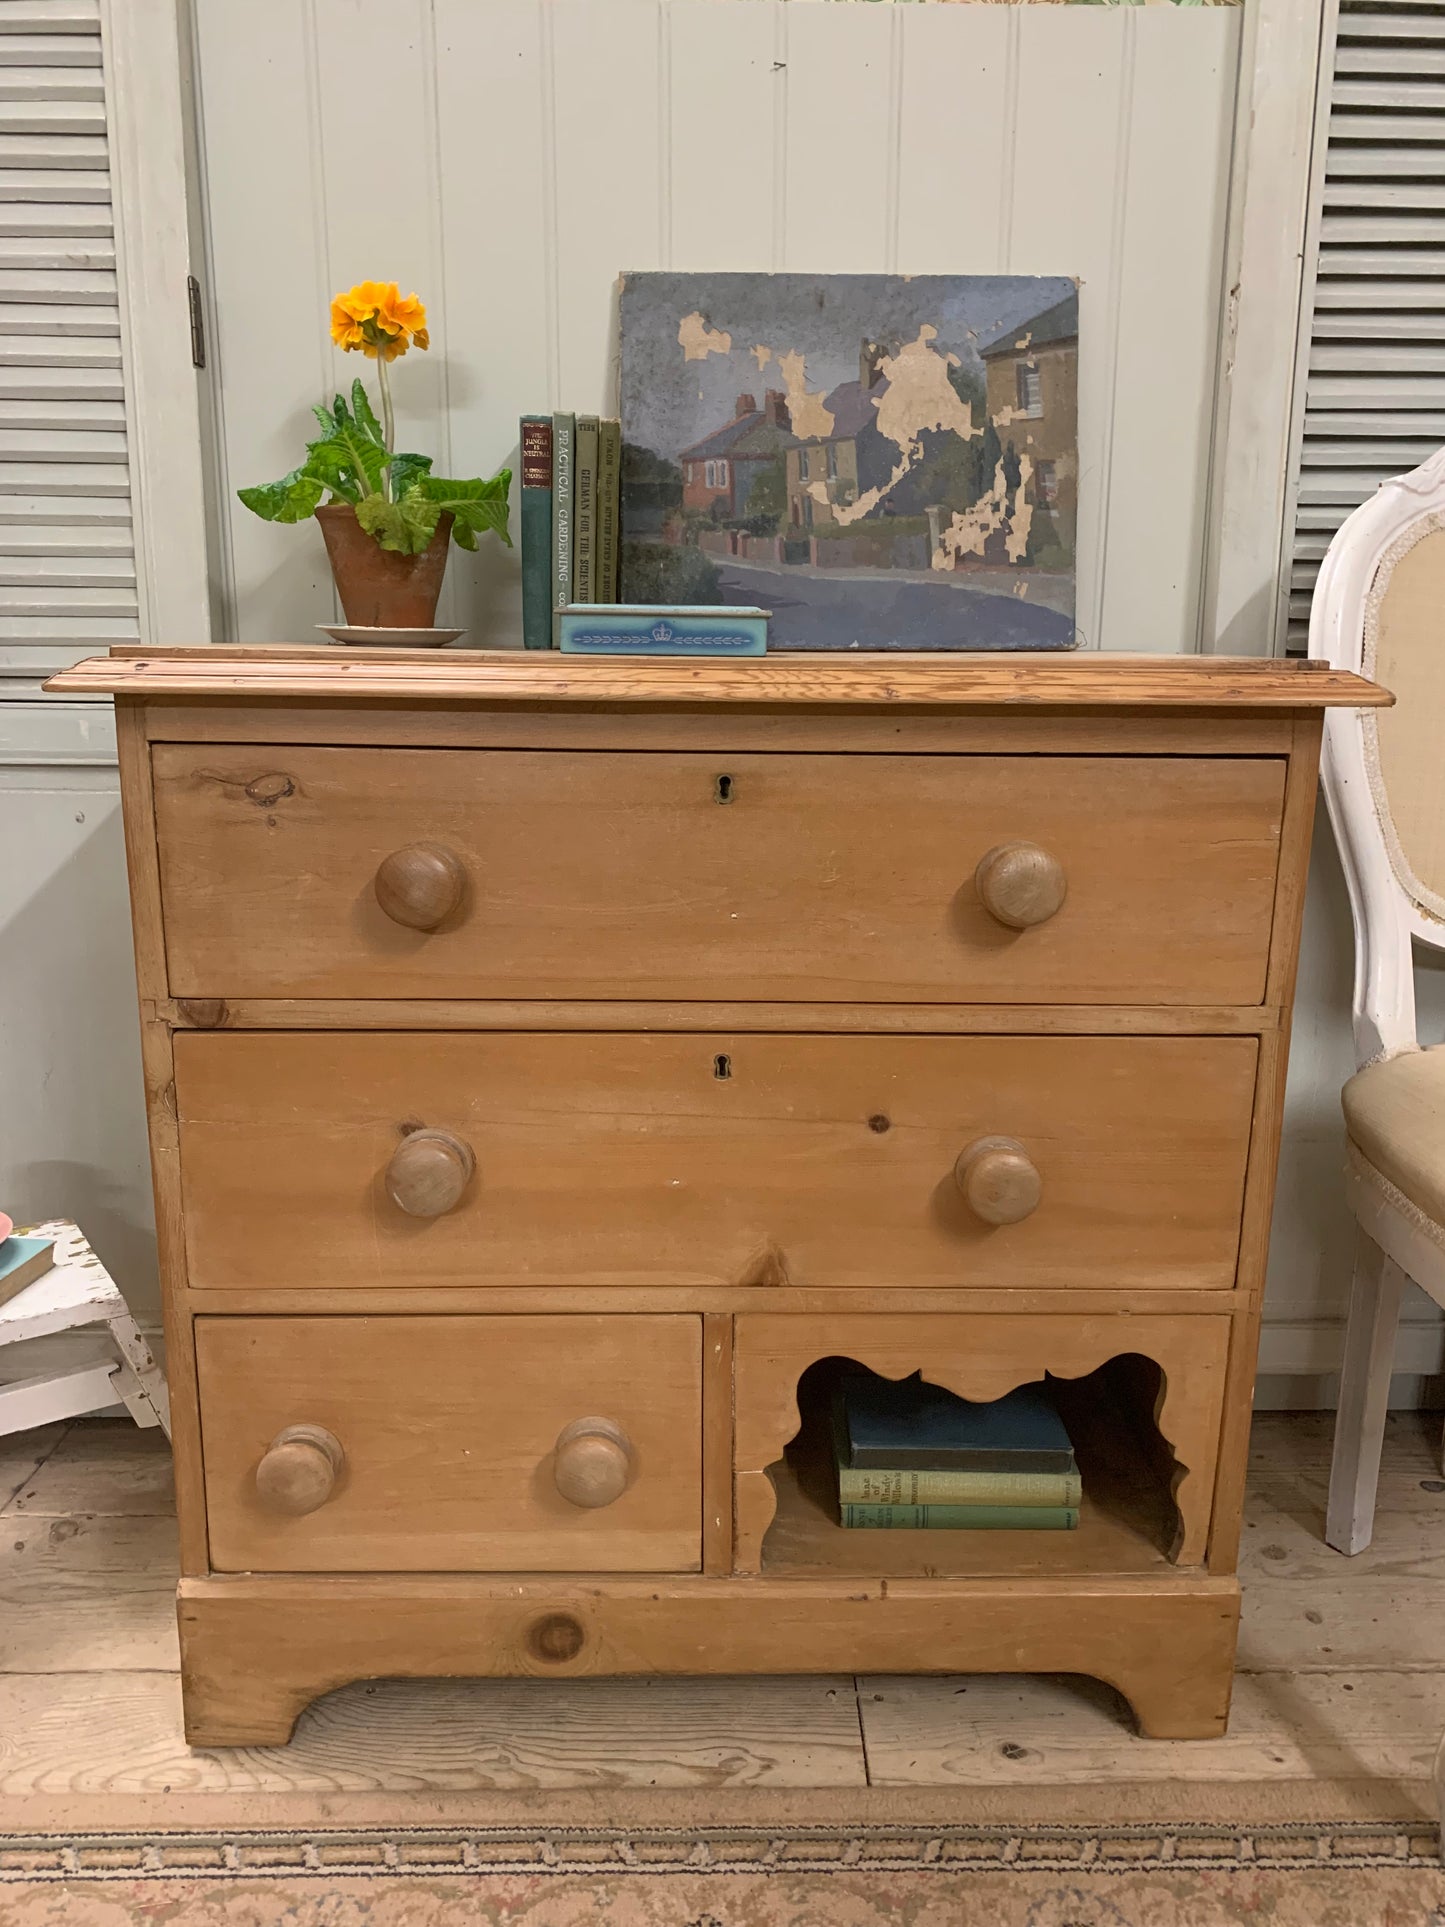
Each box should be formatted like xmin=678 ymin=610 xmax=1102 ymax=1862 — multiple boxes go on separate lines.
xmin=519 ymin=415 xmax=553 ymax=651
xmin=840 ymin=1503 xmax=1080 ymax=1531
xmin=551 ymin=411 xmax=576 ymax=635
xmin=837 ymin=1467 xmax=1082 ymax=1508
xmin=573 ymin=414 xmax=599 ymax=602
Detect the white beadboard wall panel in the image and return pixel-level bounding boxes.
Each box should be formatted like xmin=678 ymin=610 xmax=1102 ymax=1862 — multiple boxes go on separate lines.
xmin=782 ymin=2 xmax=895 ymax=271
xmin=550 ymin=0 xmax=664 ymax=411
xmin=1007 ymin=7 xmax=1128 ymax=652
xmin=193 ymin=0 xmax=1241 ymax=660
xmin=666 ymin=1 xmax=779 ymax=271
xmin=895 ymin=6 xmax=1013 ymax=274
xmin=191 ymin=0 xmax=337 ymax=643
xmin=1099 ymin=8 xmax=1236 ymax=656
xmin=433 ymin=0 xmax=551 ymax=645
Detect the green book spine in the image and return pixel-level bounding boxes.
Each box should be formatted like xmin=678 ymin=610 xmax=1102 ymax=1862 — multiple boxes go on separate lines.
xmin=837 ymin=1466 xmax=1082 ymax=1508
xmin=551 ymin=411 xmax=575 ymax=637
xmin=840 ymin=1503 xmax=1080 ymax=1531
xmin=519 ymin=415 xmax=553 ymax=652
xmin=573 ymin=414 xmax=599 ymax=602
xmin=597 ymin=417 xmax=621 ymax=600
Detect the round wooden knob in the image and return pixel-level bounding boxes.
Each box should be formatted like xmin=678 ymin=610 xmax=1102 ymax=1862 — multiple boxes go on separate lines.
xmin=975 ymin=841 xmax=1067 ymax=929
xmin=385 ymin=1127 xmax=475 ymax=1218
xmin=255 ymin=1424 xmax=344 ymax=1516
xmin=553 ymin=1417 xmax=634 ymax=1509
xmin=954 ymin=1135 xmax=1042 ymax=1226
xmin=374 ymin=842 xmax=466 ymax=931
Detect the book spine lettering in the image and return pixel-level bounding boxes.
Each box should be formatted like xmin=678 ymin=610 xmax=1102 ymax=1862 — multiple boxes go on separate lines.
xmin=837 ymin=1467 xmax=1082 ymax=1508
xmin=573 ymin=415 xmax=599 ymax=603
xmin=519 ymin=415 xmax=553 ymax=652
xmin=840 ymin=1504 xmax=1079 ymax=1531
xmin=597 ymin=418 xmax=621 ymax=601
xmin=551 ymin=412 xmax=576 ymax=639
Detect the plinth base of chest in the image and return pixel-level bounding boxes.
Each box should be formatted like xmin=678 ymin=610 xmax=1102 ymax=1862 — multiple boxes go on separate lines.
xmin=176 ymin=1571 xmax=1241 ymax=1746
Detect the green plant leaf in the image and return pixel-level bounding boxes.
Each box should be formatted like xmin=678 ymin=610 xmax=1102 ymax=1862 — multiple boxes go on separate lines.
xmin=416 ymin=469 xmax=513 ymax=551
xmin=350 ymin=377 xmax=385 ymax=446
xmin=237 ymin=466 xmax=326 ymax=524
xmin=303 ymin=442 xmax=361 ymax=504
xmin=307 ymin=422 xmax=389 ymax=501
xmin=389 ymin=450 xmax=434 ymax=495
xmin=354 ymin=487 xmax=442 ymax=555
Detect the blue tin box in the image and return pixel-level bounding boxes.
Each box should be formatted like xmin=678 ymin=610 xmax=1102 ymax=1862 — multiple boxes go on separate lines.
xmin=557 ymin=604 xmax=769 ymax=656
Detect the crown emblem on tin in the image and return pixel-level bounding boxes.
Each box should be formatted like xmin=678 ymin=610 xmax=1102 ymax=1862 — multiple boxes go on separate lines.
xmin=650 ymin=621 xmax=674 ymax=643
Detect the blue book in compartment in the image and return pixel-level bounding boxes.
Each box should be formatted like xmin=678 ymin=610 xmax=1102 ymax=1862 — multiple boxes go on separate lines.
xmin=834 ymin=1374 xmax=1074 ymax=1474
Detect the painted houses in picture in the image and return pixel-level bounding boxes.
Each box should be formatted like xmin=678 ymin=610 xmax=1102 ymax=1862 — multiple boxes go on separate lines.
xmin=680 ymin=390 xmax=793 ymax=518
xmin=618 ymin=270 xmax=1079 ymax=650
xmin=980 ymin=294 xmax=1078 ymax=569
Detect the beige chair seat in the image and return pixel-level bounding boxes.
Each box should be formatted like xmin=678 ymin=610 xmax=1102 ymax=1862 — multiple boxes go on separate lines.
xmin=1343 ymin=1046 xmax=1445 ymax=1228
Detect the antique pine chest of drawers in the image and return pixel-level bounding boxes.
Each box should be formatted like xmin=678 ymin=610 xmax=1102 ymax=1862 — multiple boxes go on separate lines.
xmin=48 ymin=645 xmax=1387 ymax=1745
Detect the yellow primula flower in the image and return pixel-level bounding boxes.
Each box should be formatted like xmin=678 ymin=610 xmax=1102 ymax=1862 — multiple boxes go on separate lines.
xmin=378 ymin=286 xmax=429 ymax=353
xmin=330 ymin=281 xmax=429 ymax=360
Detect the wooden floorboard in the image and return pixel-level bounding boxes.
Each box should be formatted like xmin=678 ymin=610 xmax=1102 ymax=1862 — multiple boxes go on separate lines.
xmin=1 ymin=1419 xmax=174 ymax=1519
xmin=0 ymin=1421 xmax=65 ymax=1514
xmin=854 ymin=1668 xmax=1445 ymax=1787
xmin=0 ymin=1672 xmax=868 ymax=1793
xmin=0 ymin=1413 xmax=1442 ymax=1792
xmin=0 ymin=1514 xmax=178 ymax=1673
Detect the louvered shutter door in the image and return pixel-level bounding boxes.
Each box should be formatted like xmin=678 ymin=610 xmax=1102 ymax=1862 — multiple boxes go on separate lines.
xmin=0 ymin=0 xmax=136 ymax=699
xmin=1286 ymin=0 xmax=1445 ymax=650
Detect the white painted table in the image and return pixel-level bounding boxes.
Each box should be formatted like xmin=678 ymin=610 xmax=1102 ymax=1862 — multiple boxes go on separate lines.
xmin=0 ymin=1220 xmax=170 ymax=1438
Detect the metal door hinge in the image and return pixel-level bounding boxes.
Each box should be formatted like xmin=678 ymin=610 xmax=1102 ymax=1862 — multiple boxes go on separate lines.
xmin=187 ymin=275 xmax=206 ymax=369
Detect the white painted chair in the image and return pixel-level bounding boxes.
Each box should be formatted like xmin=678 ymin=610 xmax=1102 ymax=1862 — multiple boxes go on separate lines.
xmin=0 ymin=1220 xmax=170 ymax=1439
xmin=1309 ymin=448 xmax=1445 ymax=1556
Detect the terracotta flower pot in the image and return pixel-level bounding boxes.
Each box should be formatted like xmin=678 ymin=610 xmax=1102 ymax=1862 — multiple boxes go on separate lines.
xmin=316 ymin=502 xmax=453 ymax=629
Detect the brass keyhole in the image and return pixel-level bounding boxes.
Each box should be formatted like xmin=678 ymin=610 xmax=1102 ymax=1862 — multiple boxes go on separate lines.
xmin=715 ymin=774 xmax=735 ymax=804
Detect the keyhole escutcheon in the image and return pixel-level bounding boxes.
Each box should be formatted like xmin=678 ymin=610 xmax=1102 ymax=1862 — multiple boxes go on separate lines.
xmin=714 ymin=774 xmax=734 ymax=804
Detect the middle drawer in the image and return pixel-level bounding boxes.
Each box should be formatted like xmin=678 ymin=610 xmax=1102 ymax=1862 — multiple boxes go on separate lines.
xmin=174 ymin=1031 xmax=1257 ymax=1294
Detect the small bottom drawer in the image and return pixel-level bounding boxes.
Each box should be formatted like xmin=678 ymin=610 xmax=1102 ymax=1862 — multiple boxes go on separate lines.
xmin=197 ymin=1314 xmax=702 ymax=1574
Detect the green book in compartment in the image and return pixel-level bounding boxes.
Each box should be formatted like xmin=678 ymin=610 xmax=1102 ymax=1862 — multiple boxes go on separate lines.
xmin=551 ymin=411 xmax=575 ymax=633
xmin=837 ymin=1465 xmax=1082 ymax=1509
xmin=596 ymin=417 xmax=621 ymax=601
xmin=573 ymin=414 xmax=599 ymax=602
xmin=841 ymin=1502 xmax=1079 ymax=1531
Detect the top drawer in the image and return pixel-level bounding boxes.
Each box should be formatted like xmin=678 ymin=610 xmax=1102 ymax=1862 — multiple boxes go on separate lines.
xmin=152 ymin=745 xmax=1285 ymax=1004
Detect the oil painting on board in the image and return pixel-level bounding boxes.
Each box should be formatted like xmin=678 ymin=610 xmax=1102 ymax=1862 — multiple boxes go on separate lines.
xmin=618 ymin=271 xmax=1078 ymax=651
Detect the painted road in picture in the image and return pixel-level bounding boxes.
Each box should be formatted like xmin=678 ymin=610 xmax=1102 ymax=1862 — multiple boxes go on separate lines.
xmin=714 ymin=559 xmax=1076 ymax=651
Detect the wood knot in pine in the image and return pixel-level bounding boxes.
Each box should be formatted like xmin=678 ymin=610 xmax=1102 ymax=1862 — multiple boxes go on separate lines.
xmin=243 ymin=772 xmax=296 ymax=807
xmin=177 ymin=998 xmax=228 ymax=1030
xmin=193 ymin=768 xmax=296 ymax=808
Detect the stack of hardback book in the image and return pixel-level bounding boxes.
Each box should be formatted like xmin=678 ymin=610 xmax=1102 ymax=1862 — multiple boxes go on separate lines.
xmin=832 ymin=1375 xmax=1081 ymax=1531
xmin=520 ymin=413 xmax=621 ymax=650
